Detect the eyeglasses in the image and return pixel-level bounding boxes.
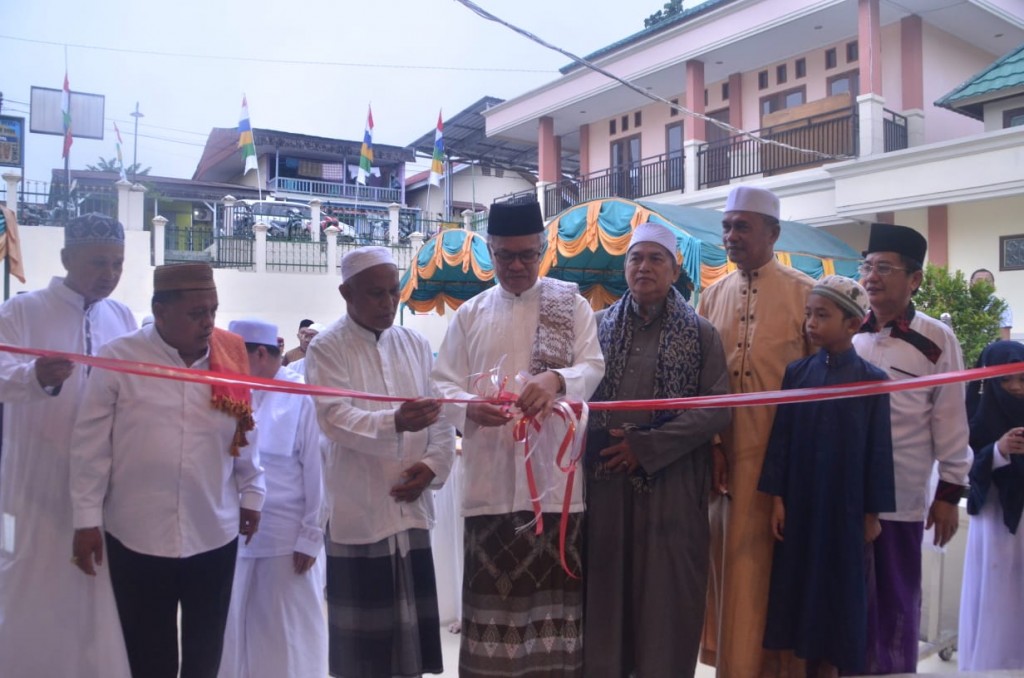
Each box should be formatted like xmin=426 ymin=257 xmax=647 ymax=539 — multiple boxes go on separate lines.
xmin=858 ymin=262 xmax=908 ymax=277
xmin=491 ymin=249 xmax=543 ymax=265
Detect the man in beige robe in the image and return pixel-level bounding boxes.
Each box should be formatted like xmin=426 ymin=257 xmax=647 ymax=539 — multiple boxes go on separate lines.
xmin=698 ymin=186 xmax=813 ymax=677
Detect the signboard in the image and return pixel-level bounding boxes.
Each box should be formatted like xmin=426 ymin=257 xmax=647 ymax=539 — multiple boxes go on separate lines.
xmin=0 ymin=116 xmax=25 ymax=168
xmin=29 ymin=86 xmax=105 ymax=140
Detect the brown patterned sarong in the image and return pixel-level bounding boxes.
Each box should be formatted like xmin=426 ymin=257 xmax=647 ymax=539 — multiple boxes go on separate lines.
xmin=460 ymin=512 xmax=583 ymax=677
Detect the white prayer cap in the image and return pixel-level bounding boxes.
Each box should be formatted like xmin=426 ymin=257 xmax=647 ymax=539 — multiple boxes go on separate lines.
xmin=229 ymin=318 xmax=279 ymax=347
xmin=724 ymin=185 xmax=780 ymax=220
xmin=341 ymin=246 xmax=397 ymax=282
xmin=308 ymin=322 xmax=326 ymax=333
xmin=628 ymin=221 xmax=679 ymax=257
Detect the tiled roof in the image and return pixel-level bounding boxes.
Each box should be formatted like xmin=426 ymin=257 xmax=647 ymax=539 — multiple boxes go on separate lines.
xmin=935 ymin=42 xmax=1024 ymax=120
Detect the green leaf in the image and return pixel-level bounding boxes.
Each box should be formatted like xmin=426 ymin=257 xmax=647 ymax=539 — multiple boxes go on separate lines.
xmin=913 ymin=264 xmax=1006 ymax=366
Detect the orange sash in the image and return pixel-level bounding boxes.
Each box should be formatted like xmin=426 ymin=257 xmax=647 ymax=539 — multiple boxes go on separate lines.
xmin=208 ymin=328 xmax=255 ymax=456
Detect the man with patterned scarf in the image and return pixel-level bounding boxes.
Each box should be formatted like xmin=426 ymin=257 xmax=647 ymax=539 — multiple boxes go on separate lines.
xmin=584 ymin=221 xmax=731 ymax=676
xmin=433 ymin=200 xmax=605 ymax=677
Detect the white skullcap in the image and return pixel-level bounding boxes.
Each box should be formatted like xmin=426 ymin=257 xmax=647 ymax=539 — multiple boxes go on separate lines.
xmin=628 ymin=221 xmax=679 ymax=257
xmin=725 ymin=185 xmax=780 ymax=220
xmin=308 ymin=322 xmax=326 ymax=333
xmin=229 ymin=318 xmax=279 ymax=347
xmin=341 ymin=246 xmax=397 ymax=282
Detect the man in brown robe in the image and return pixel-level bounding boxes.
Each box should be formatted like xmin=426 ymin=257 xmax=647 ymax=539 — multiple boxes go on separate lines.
xmin=698 ymin=186 xmax=813 ymax=677
xmin=585 ymin=221 xmax=731 ymax=676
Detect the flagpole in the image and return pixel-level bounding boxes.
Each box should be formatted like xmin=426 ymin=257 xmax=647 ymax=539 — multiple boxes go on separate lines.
xmin=64 ymin=46 xmax=71 ymax=227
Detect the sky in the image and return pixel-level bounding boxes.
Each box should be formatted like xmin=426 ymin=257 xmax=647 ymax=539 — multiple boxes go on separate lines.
xmin=1 ymin=0 xmax=658 ymax=184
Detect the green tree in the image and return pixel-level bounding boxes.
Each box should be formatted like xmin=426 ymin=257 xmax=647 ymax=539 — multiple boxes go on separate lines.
xmin=914 ymin=264 xmax=1005 ymax=367
xmin=86 ymin=156 xmax=151 ymax=177
xmin=645 ymin=0 xmax=685 ymax=28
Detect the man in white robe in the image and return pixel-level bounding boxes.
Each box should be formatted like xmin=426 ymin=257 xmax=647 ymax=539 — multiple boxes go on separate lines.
xmin=218 ymin=318 xmax=327 ymax=678
xmin=432 ymin=201 xmax=605 ymax=677
xmin=0 ymin=214 xmax=135 ymax=678
xmin=306 ymin=247 xmax=455 ymax=677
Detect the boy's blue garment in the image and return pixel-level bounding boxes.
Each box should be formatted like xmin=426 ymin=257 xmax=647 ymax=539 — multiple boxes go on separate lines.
xmin=758 ymin=346 xmax=895 ymax=674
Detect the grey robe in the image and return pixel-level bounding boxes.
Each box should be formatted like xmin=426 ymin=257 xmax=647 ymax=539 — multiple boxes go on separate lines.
xmin=584 ymin=309 xmax=730 ymax=678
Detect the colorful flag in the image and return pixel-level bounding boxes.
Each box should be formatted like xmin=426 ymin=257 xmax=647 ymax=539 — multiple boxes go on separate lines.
xmin=429 ymin=110 xmax=444 ymax=187
xmin=238 ymin=95 xmax=257 ymax=175
xmin=113 ymin=121 xmax=127 ymax=181
xmin=61 ymin=72 xmax=72 ymax=159
xmin=357 ymin=105 xmax=374 ymax=186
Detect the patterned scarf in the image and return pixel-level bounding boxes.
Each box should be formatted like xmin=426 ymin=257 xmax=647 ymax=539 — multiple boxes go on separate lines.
xmin=208 ymin=328 xmax=255 ymax=457
xmin=528 ymin=278 xmax=579 ymax=375
xmin=592 ymin=287 xmax=702 ymax=430
xmin=859 ymin=302 xmax=942 ymax=364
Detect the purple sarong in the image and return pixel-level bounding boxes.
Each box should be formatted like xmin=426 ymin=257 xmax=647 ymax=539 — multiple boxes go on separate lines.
xmin=864 ymin=520 xmax=923 ymax=674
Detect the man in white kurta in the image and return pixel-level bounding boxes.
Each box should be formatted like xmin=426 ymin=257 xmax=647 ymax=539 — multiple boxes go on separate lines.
xmin=432 ymin=201 xmax=605 ymax=677
xmin=306 ymin=247 xmax=455 ymax=678
xmin=219 ymin=319 xmax=327 ymax=678
xmin=71 ymin=263 xmax=266 ymax=678
xmin=0 ymin=214 xmax=135 ymax=678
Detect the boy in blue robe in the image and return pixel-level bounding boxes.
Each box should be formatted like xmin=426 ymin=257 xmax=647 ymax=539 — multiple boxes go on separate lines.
xmin=758 ymin=275 xmax=896 ymax=676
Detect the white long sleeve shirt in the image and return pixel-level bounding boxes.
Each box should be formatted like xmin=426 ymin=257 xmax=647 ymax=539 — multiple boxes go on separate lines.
xmin=71 ymin=325 xmax=266 ymax=558
xmin=305 ymin=316 xmax=455 ymax=545
xmin=432 ymin=280 xmax=605 ymax=517
xmin=853 ymin=308 xmax=972 ymax=522
xmin=240 ymin=367 xmax=323 ymax=558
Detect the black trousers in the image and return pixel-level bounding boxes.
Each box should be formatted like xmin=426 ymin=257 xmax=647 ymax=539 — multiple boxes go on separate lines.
xmin=105 ymin=533 xmax=238 ymax=678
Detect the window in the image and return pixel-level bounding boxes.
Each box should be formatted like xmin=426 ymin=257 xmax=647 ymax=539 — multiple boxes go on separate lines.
xmin=795 ymin=58 xmax=806 ymax=79
xmin=622 ymin=115 xmax=629 ymax=132
xmin=777 ymin=64 xmax=787 ymax=84
xmin=826 ymin=48 xmax=837 ymax=69
xmin=846 ymin=41 xmax=859 ymax=63
xmin=1004 ymin=107 xmax=1024 ymax=128
xmin=828 ymin=71 xmax=860 ymax=98
xmin=669 ymin=98 xmax=679 ymax=117
xmin=760 ymin=87 xmax=807 ymax=119
xmin=758 ymin=70 xmax=769 ymax=89
xmin=1000 ymin=234 xmax=1024 ymax=271
xmin=634 ymin=111 xmax=642 ymax=128
xmin=609 ymin=118 xmax=616 ymax=135
xmin=666 ymin=122 xmax=684 ymax=190
xmin=722 ymin=82 xmax=730 ymax=101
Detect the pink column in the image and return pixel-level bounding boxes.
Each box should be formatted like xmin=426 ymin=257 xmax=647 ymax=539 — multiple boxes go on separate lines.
xmin=900 ymin=15 xmax=924 ymax=110
xmin=859 ymin=0 xmax=883 ymax=96
xmin=875 ymin=211 xmax=895 ymax=224
xmin=685 ymin=60 xmax=706 ymax=141
xmin=553 ymin=134 xmax=562 ymax=181
xmin=578 ymin=124 xmax=590 ymax=177
xmin=728 ymin=72 xmax=743 ymax=130
xmin=927 ymin=205 xmax=948 ymax=266
xmin=537 ymin=116 xmax=558 ymax=183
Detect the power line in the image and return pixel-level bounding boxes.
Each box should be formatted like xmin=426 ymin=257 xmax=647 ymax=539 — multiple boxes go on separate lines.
xmin=0 ymin=34 xmax=557 ymax=74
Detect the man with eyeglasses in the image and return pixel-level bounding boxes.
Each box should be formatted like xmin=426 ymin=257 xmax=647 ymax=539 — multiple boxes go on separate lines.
xmin=0 ymin=213 xmax=136 ymax=677
xmin=852 ymin=223 xmax=970 ymax=674
xmin=697 ymin=185 xmax=814 ymax=676
xmin=433 ymin=200 xmax=605 ymax=676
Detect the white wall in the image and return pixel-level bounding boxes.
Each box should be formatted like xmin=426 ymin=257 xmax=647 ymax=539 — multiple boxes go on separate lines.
xmin=408 ymin=168 xmax=534 ymax=216
xmin=8 ymin=225 xmax=452 ymax=351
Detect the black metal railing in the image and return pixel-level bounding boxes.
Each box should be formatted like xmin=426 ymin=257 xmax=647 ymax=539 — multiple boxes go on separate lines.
xmin=541 ymin=153 xmax=684 ymax=215
xmin=883 ymin=108 xmax=909 ymax=152
xmin=493 ymin=189 xmax=537 ymax=206
xmin=697 ymin=107 xmax=858 ymax=188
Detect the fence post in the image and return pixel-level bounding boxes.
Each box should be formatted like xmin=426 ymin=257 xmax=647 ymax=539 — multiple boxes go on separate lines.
xmin=2 ymin=173 xmax=20 ymax=215
xmin=223 ymin=195 xmax=237 ymax=237
xmin=683 ymin=140 xmax=700 ymax=193
xmin=904 ymin=109 xmax=925 ymax=148
xmin=127 ymin=183 xmax=147 ymax=231
xmin=461 ymin=209 xmax=473 ymax=230
xmin=535 ymin=181 xmax=549 ymax=220
xmin=115 ymin=179 xmax=132 ymax=228
xmin=152 ymin=215 xmax=167 ymax=266
xmin=409 ymin=231 xmax=425 ymax=258
xmin=388 ymin=203 xmax=401 ymax=244
xmin=325 ymin=226 xmax=339 ymax=276
xmin=254 ymin=221 xmax=268 ymax=273
xmin=857 ymin=93 xmax=886 ymax=157
xmin=309 ymin=198 xmax=322 ymax=242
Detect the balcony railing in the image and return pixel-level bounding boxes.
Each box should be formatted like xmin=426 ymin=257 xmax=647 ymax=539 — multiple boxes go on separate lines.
xmin=269 ymin=176 xmax=401 ymax=204
xmin=884 ymin=109 xmax=909 ymax=152
xmin=698 ymin=106 xmax=859 ymax=189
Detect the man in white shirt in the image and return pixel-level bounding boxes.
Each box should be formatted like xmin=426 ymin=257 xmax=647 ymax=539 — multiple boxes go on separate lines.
xmin=306 ymin=247 xmax=455 ymax=678
xmin=286 ymin=322 xmax=324 ymax=377
xmin=218 ymin=318 xmax=327 ymax=678
xmin=0 ymin=214 xmax=135 ymax=678
xmin=432 ymin=201 xmax=605 ymax=676
xmin=71 ymin=262 xmax=266 ymax=678
xmin=852 ymin=223 xmax=971 ymax=674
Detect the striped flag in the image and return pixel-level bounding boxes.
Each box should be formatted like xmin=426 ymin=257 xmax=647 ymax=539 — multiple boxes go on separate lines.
xmin=238 ymin=95 xmax=257 ymax=175
xmin=61 ymin=72 xmax=73 ymax=159
xmin=113 ymin=121 xmax=127 ymax=181
xmin=357 ymin=105 xmax=374 ymax=186
xmin=428 ymin=110 xmax=444 ymax=187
